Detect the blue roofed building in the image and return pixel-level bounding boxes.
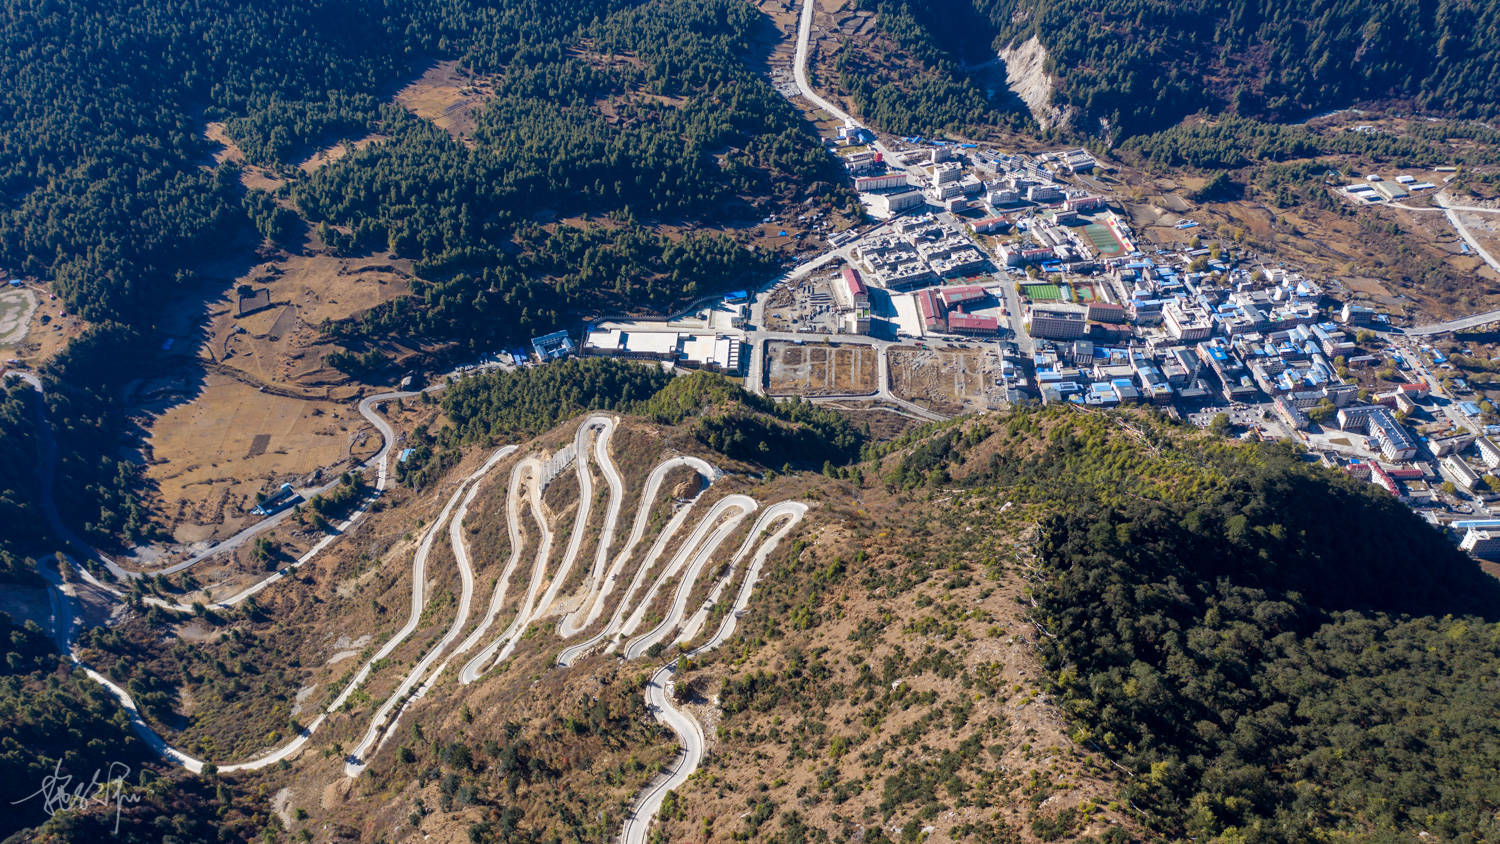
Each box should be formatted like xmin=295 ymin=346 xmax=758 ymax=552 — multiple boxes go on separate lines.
xmin=531 ymin=330 xmax=575 ymax=361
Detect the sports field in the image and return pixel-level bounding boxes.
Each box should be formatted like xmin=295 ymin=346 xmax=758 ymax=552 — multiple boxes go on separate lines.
xmin=1022 ymin=283 xmax=1064 ymax=301
xmin=1082 ymin=223 xmax=1126 ymax=257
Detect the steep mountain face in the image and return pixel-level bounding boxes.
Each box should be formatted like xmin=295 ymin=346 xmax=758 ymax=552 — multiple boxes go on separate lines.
xmin=869 ymin=0 xmax=1500 ymax=138
xmin=990 ymin=0 xmax=1500 ymax=135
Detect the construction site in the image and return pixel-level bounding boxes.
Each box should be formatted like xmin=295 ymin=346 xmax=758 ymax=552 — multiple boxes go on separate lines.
xmin=765 ymin=341 xmax=879 ymax=396
xmin=762 ymin=274 xmax=843 ymax=334
xmin=888 ymin=344 xmax=1005 ymax=415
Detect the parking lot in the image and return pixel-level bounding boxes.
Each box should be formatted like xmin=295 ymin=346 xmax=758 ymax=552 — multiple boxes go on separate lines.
xmin=1187 ymin=402 xmax=1269 ymax=427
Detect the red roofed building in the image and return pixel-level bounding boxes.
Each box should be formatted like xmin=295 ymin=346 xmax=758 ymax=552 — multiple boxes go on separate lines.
xmin=972 ymin=216 xmax=1009 ymax=234
xmin=1368 ymin=462 xmax=1401 ymax=496
xmin=940 ymin=285 xmax=986 ymax=308
xmin=840 ymin=267 xmax=869 ymax=310
xmin=916 ymin=288 xmax=946 ymax=333
xmin=947 ymin=314 xmax=999 ymax=336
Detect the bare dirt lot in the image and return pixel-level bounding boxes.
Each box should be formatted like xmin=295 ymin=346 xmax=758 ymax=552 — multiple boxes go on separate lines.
xmin=763 ymin=274 xmax=841 ymax=333
xmin=767 ymin=341 xmax=878 ymax=396
xmin=889 ymin=345 xmax=1002 ymax=415
xmin=1454 ymin=209 xmax=1500 ymax=265
xmin=0 ymin=287 xmax=37 ymax=346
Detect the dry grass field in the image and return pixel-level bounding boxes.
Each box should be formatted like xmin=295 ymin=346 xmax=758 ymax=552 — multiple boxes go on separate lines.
xmin=1454 ymin=210 xmax=1500 ymax=265
xmin=203 ymin=122 xmax=286 ymax=192
xmin=395 ymin=60 xmax=496 ymax=143
xmin=143 ymin=370 xmax=372 ymax=543
xmin=203 ymin=253 xmax=413 ymax=392
xmin=298 ymin=134 xmax=384 ymax=174
xmin=767 ymin=341 xmax=878 ymax=395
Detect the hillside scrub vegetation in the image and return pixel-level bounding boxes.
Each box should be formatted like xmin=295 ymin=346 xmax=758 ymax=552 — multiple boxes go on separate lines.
xmin=12 ymin=402 xmax=1500 ymax=840
xmin=885 ymin=406 xmax=1500 ymax=841
xmin=399 ymin=363 xmax=867 ymax=487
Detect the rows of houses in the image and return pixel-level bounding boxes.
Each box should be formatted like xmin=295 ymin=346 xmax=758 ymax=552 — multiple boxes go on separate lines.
xmin=853 ymin=214 xmax=987 ymax=288
xmin=846 ymin=142 xmax=1111 ymax=224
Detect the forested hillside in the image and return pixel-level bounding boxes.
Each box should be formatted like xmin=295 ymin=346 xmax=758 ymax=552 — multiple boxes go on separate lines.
xmin=0 ymin=0 xmax=845 ymax=551
xmin=9 ymin=387 xmax=1500 ymax=839
xmin=303 ymin=0 xmax=837 ymax=355
xmin=888 ymin=407 xmax=1500 ymax=841
xmin=835 ymin=0 xmax=1029 ymax=138
xmin=0 ymin=0 xmax=414 ymax=323
xmin=867 ymin=0 xmax=1500 ymax=138
xmin=981 ymin=0 xmax=1500 ymax=136
xmin=0 ymin=3 xmax=845 ymax=832
xmin=1 ymin=0 xmax=837 ymax=343
xmin=395 ymin=362 xmax=865 ymax=486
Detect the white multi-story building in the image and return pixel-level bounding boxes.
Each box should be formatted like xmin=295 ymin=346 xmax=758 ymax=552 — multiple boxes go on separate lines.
xmin=1461 ymin=527 xmax=1500 ymax=558
xmin=855 ymin=173 xmax=911 ymax=193
xmin=1164 ymin=301 xmax=1213 ymax=341
xmin=1442 ymin=455 xmax=1482 ymax=492
xmin=1477 ymin=436 xmax=1500 ymax=469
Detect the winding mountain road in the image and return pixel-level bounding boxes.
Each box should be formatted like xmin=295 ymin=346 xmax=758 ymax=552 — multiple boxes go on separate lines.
xmin=14 ymin=373 xmax=435 ymax=611
xmin=621 ymin=496 xmax=757 ymax=660
xmin=619 ymin=662 xmax=704 ymax=844
xmin=21 ymin=377 xmax=809 ymax=842
xmin=450 ymin=455 xmax=546 ymax=686
xmin=610 ymin=494 xmax=757 ymax=655
xmin=343 ymin=444 xmax=515 ymax=776
xmin=617 ymin=500 xmax=807 ymax=844
xmin=458 ymin=417 xmax=613 ymax=684
xmin=557 ymin=455 xmax=718 ymax=641
xmin=557 ymin=476 xmax=714 ymax=667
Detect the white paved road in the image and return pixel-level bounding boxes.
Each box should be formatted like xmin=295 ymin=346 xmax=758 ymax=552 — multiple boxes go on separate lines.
xmin=459 ymin=417 xmax=615 ymax=683
xmin=344 ymin=444 xmax=515 ymax=775
xmin=791 ymin=0 xmax=907 ymax=172
xmin=451 ymin=456 xmax=543 ymax=685
xmin=557 ymin=455 xmax=717 ymax=641
xmin=621 ymin=497 xmax=756 ymax=660
xmin=616 ymin=501 xmax=807 ymax=844
xmin=612 ymin=494 xmax=757 ymax=654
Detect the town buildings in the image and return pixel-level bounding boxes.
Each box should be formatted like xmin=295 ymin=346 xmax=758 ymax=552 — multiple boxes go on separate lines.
xmin=1028 ymin=304 xmax=1087 ymax=340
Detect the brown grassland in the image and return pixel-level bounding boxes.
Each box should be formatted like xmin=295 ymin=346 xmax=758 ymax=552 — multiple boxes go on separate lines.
xmin=82 ymin=410 xmax=1143 ymax=843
